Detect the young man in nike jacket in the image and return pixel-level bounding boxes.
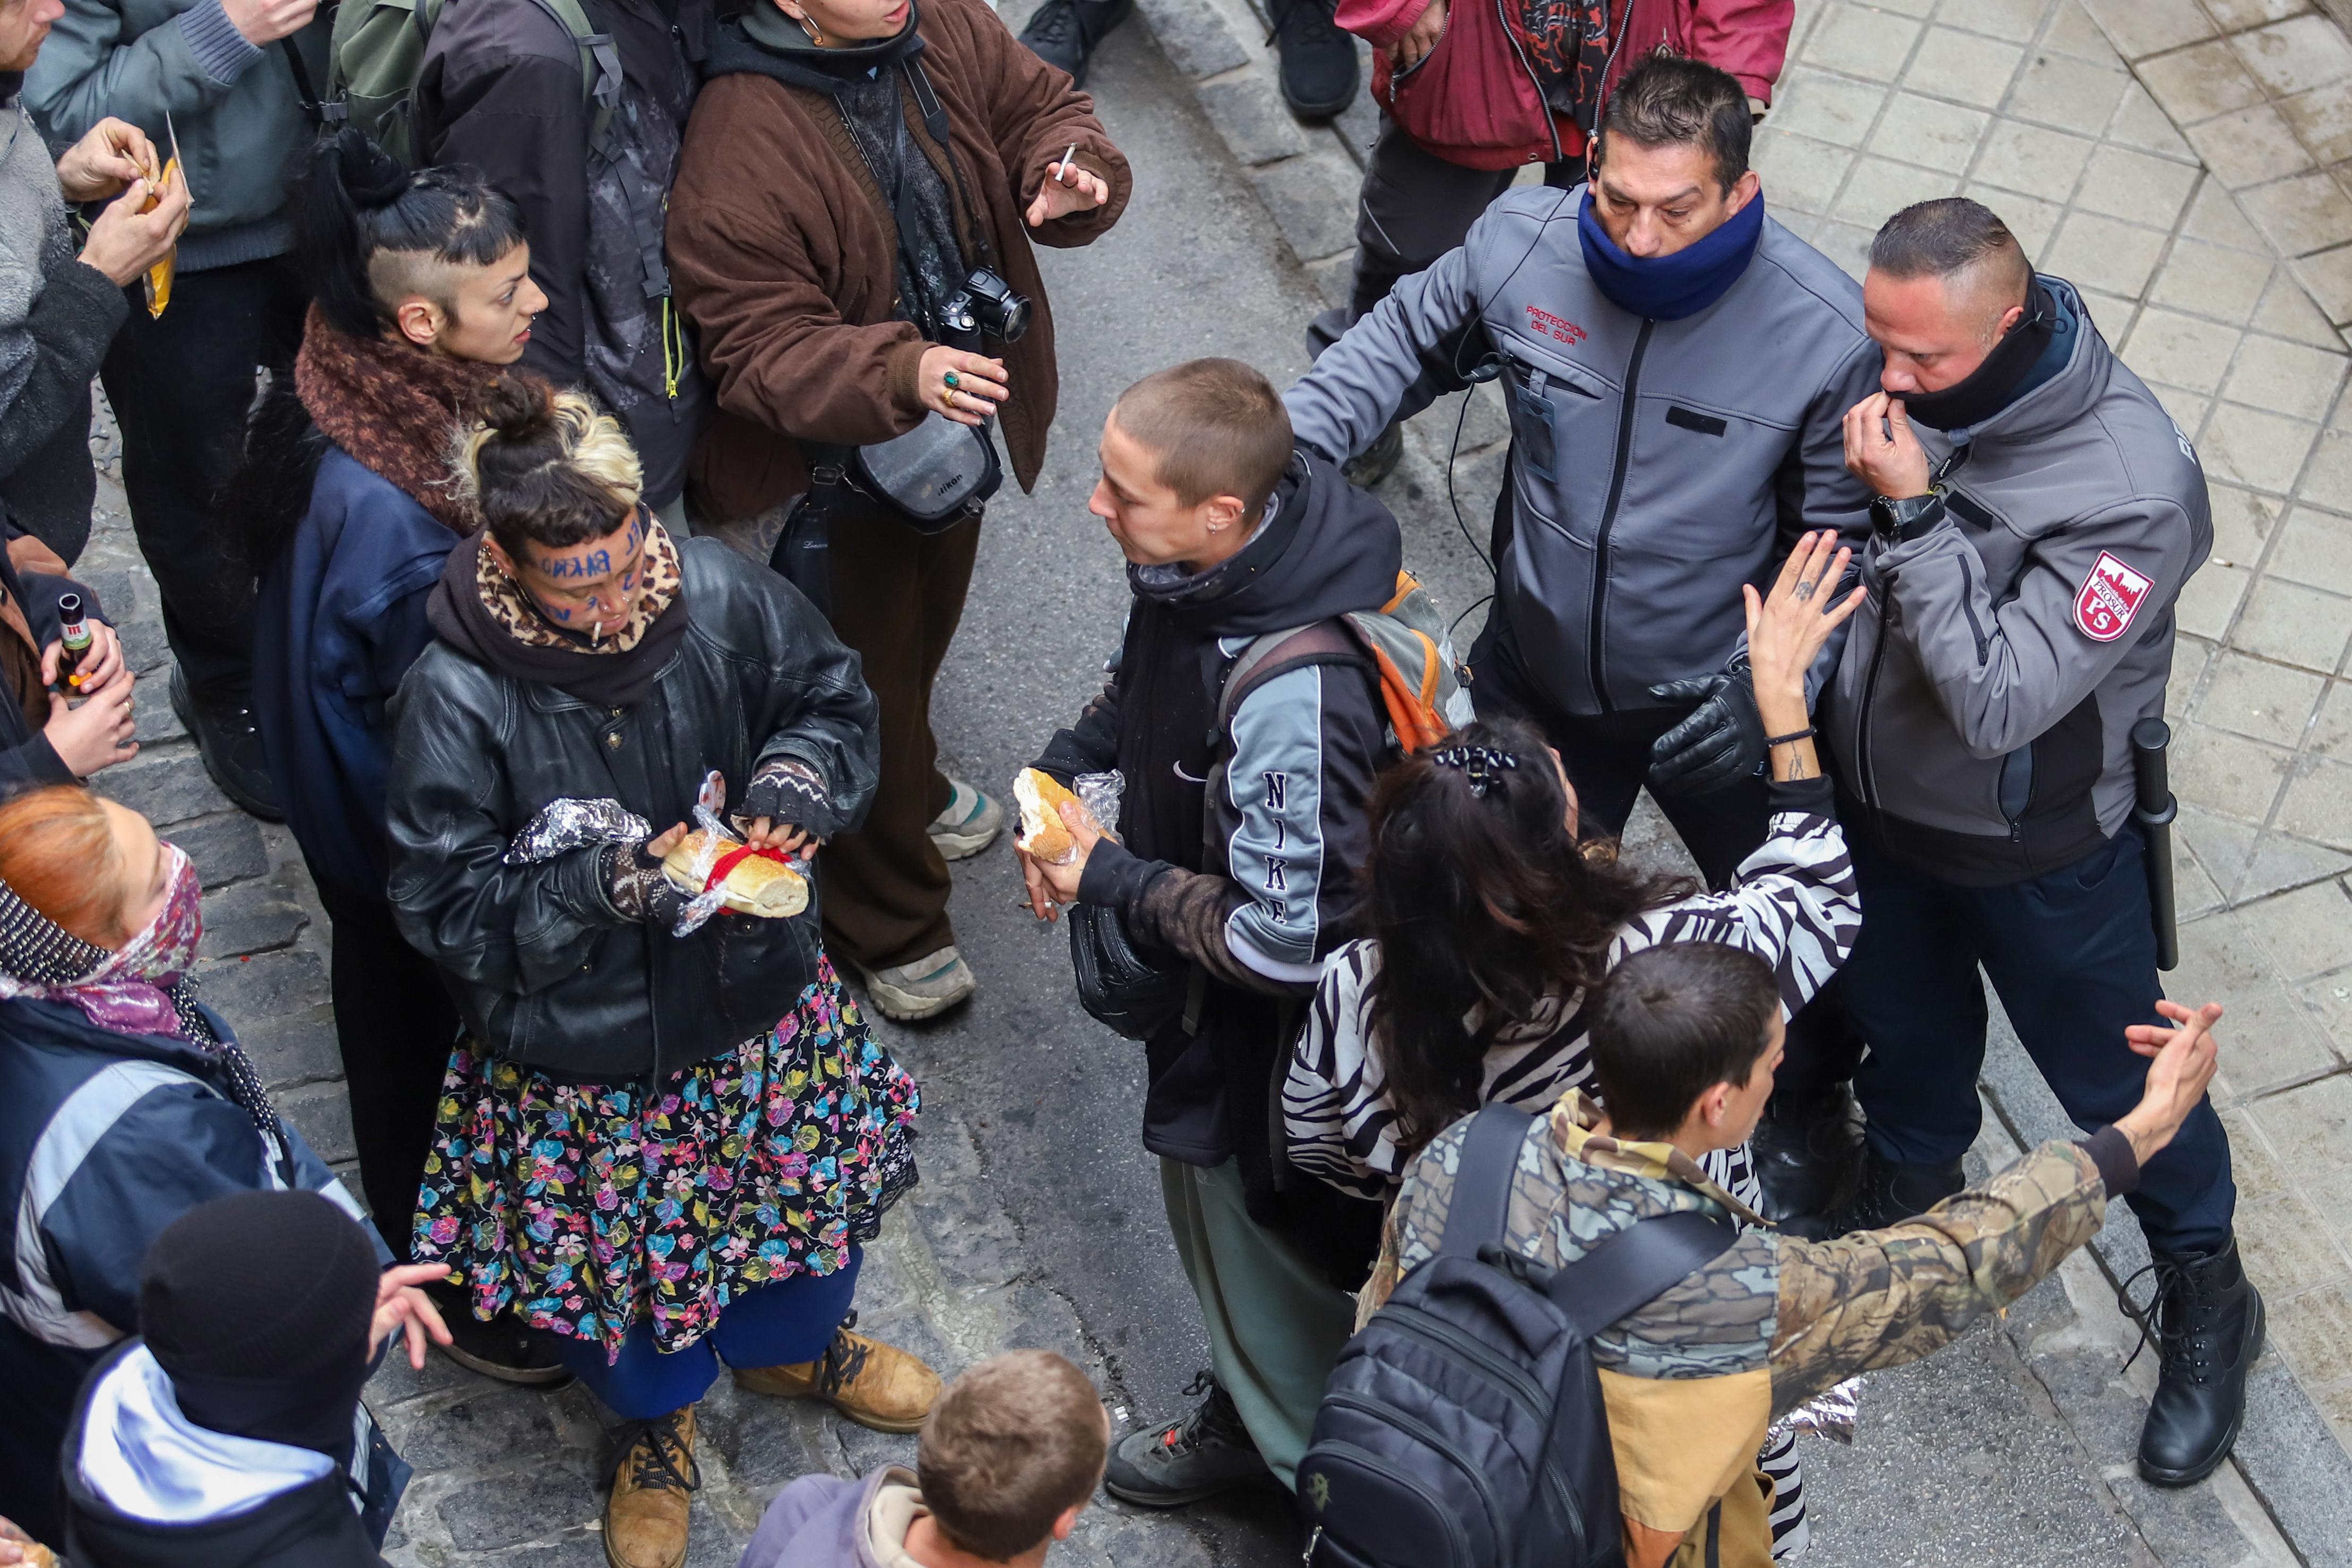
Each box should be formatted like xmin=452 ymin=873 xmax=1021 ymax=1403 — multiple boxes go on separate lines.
xmin=1021 ymin=357 xmax=1407 ymax=1509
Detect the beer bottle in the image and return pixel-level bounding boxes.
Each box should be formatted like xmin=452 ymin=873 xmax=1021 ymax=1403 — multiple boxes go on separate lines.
xmin=54 ymin=593 xmax=93 ymax=694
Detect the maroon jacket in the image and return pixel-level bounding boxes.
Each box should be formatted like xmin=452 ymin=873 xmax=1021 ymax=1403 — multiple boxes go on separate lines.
xmin=1342 ymin=0 xmax=1792 ymax=171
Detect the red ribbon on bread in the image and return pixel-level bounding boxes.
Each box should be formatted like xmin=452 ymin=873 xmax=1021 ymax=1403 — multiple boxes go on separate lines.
xmin=703 ymin=842 xmax=791 ymax=894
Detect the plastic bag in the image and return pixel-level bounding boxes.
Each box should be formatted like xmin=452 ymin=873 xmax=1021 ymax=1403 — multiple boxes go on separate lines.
xmin=665 ymin=770 xmax=739 ymax=936
xmin=1075 ymin=769 xmax=1123 ymax=841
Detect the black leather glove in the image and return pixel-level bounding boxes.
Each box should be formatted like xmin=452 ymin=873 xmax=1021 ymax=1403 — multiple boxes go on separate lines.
xmin=599 ymin=839 xmax=689 ymax=926
xmin=1647 ymin=658 xmax=1768 ymax=797
xmin=734 ymin=755 xmax=836 ymax=841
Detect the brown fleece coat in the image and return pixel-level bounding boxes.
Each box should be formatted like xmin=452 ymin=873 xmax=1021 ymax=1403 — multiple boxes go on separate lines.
xmin=667 ymin=0 xmax=1130 ymax=521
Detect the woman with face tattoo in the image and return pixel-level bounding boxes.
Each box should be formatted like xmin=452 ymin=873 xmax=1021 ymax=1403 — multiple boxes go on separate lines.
xmin=383 ymin=371 xmax=928 ymax=1568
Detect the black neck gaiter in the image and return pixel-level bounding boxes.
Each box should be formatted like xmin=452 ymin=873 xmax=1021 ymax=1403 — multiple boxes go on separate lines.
xmin=1901 ymin=284 xmax=2060 ymax=431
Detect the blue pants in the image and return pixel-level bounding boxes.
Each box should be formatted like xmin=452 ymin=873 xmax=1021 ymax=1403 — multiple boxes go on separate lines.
xmin=1845 ymin=825 xmax=2236 ymax=1254
xmin=556 ymin=1250 xmax=862 ymax=1420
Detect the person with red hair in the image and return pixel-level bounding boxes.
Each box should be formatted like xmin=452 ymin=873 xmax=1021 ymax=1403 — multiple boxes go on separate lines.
xmin=0 ymin=785 xmax=421 ymax=1549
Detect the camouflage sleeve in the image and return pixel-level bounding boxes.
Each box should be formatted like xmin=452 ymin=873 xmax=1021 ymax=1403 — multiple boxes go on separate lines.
xmin=1767 ymin=1140 xmax=2108 ymax=1417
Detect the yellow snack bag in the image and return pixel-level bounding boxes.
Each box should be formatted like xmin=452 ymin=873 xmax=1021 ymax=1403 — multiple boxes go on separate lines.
xmin=137 ymin=118 xmax=181 ymax=319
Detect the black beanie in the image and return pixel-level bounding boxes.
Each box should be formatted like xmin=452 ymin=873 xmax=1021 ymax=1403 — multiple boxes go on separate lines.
xmin=139 ymin=1190 xmax=381 ymax=1462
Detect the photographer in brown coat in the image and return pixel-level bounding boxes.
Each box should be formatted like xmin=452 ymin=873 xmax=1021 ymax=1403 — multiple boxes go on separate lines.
xmin=669 ymin=0 xmax=1128 ymax=1020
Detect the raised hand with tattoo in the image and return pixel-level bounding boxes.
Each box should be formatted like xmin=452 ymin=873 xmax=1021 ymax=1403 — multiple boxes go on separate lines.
xmin=1744 ymin=530 xmax=1867 ymax=783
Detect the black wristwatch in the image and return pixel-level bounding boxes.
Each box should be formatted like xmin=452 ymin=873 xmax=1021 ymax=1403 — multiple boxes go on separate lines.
xmin=1870 ymin=488 xmax=1948 ymax=542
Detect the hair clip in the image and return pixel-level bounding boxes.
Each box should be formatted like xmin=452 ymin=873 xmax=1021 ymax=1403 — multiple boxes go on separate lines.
xmin=1432 ymin=744 xmax=1519 ymax=796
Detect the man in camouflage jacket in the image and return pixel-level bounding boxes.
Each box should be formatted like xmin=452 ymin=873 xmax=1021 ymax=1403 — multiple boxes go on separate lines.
xmin=1363 ymin=981 xmax=2225 ymax=1568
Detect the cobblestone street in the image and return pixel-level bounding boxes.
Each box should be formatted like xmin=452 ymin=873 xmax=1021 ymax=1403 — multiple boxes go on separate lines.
xmin=64 ymin=0 xmax=2352 ymax=1561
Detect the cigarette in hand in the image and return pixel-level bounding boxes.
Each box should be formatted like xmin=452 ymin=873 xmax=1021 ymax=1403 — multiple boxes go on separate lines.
xmin=1060 ymin=143 xmax=1077 ymax=183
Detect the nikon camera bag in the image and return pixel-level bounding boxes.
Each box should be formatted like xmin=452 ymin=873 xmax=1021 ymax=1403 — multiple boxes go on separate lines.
xmin=1295 ymin=1105 xmax=1736 ymax=1568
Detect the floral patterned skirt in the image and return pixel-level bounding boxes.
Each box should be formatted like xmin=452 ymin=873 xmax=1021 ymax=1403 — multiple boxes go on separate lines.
xmin=412 ymin=954 xmax=919 ymax=1358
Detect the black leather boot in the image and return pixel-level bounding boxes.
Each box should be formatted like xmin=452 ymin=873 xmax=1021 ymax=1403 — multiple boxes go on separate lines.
xmin=2133 ymin=1240 xmax=2264 ymax=1487
xmin=1790 ymin=1147 xmax=1964 ymax=1239
xmin=170 ymin=665 xmax=283 ymax=822
xmin=1750 ymin=1085 xmax=1861 ymax=1225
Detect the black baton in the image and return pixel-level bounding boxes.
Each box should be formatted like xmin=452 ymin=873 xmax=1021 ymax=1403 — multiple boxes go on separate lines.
xmin=2131 ymin=717 xmax=2179 ymax=973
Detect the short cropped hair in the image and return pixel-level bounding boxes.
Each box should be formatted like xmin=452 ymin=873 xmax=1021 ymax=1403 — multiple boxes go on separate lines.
xmin=1588 ymin=943 xmax=1779 ymax=1140
xmin=919 ymin=1350 xmax=1108 ymax=1561
xmin=1871 ymin=197 xmax=2031 ymax=314
xmin=1112 ymin=358 xmax=1293 ymax=517
xmin=1599 ymin=49 xmax=1753 ymax=192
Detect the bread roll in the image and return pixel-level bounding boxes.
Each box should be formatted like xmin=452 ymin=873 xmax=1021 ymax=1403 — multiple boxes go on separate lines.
xmin=19 ymin=1543 xmax=57 ymax=1567
xmin=1014 ymin=768 xmax=1094 ymax=865
xmin=661 ymin=830 xmax=808 ymax=917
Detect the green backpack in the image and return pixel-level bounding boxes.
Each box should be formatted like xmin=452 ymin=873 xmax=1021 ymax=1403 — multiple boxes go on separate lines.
xmin=327 ymin=0 xmax=624 ymax=166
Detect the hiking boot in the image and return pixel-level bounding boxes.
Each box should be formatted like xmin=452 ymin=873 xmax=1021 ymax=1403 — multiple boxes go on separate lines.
xmin=428 ymin=1281 xmax=574 ymax=1388
xmin=1103 ymin=1372 xmax=1270 ymax=1508
xmin=1342 ymin=422 xmax=1403 ymax=489
xmin=1793 ymin=1148 xmax=1964 ymax=1240
xmin=603 ymin=1407 xmax=698 ymax=1568
xmin=169 ymin=665 xmax=282 ymax=822
xmin=2131 ymin=1240 xmax=2264 ymax=1487
xmin=857 ymin=946 xmax=977 ymax=1021
xmin=1018 ymin=0 xmax=1134 ymax=85
xmin=1268 ymin=0 xmax=1358 ymax=120
xmin=734 ymin=1315 xmax=942 ymax=1432
xmin=928 ymin=777 xmax=1005 ymax=861
xmin=1750 ymin=1086 xmax=1861 ymax=1226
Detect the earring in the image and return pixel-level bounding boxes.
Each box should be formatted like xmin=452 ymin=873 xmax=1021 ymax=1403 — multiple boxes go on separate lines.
xmin=798 ymin=13 xmax=824 ymax=42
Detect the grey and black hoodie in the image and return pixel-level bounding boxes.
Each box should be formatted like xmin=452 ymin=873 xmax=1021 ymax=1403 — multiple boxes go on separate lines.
xmin=1033 ymin=448 xmax=1402 ymax=1260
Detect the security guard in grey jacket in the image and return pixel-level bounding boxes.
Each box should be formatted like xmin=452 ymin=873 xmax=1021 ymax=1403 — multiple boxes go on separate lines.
xmin=1821 ymin=197 xmax=2249 ymax=1491
xmin=1282 ymin=53 xmax=1879 ymax=889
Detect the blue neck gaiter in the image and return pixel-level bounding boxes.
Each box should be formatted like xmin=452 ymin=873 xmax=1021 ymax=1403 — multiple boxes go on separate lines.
xmin=1577 ymin=188 xmax=1766 ymax=322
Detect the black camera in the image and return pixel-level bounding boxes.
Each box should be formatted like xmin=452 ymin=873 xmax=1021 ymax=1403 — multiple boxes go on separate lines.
xmin=940 ymin=267 xmax=1031 ymax=348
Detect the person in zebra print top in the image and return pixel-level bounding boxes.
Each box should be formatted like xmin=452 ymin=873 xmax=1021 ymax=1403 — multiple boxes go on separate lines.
xmin=1281 ymin=775 xmax=1857 ymax=1202
xmin=1283 ymin=532 xmax=1866 ymax=1556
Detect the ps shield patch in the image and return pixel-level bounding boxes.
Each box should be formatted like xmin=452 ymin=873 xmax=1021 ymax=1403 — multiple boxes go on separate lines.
xmin=2075 ymin=551 xmax=2153 ymax=643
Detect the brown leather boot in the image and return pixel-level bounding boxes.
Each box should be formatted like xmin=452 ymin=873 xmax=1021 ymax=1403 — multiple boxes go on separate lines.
xmin=734 ymin=1318 xmax=942 ymax=1433
xmin=602 ymin=1407 xmax=699 ymax=1568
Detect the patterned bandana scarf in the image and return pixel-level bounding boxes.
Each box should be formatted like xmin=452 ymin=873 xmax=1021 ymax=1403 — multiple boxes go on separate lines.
xmin=477 ymin=510 xmax=685 ymax=654
xmin=1521 ymin=0 xmax=1614 ymax=127
xmin=0 ymin=847 xmax=285 ymax=1138
xmin=293 ymin=305 xmax=501 ymax=535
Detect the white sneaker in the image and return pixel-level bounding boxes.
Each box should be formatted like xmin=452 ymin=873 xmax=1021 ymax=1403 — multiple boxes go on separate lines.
xmin=858 ymin=946 xmax=978 ymax=1020
xmin=927 ymin=778 xmax=1005 ymax=860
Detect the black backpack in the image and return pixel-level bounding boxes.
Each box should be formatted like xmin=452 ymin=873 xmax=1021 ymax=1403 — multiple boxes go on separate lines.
xmin=1296 ymin=1104 xmax=1737 ymax=1567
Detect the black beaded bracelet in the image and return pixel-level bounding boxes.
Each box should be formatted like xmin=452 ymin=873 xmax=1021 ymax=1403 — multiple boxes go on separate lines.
xmin=1765 ymin=727 xmax=1817 ymax=747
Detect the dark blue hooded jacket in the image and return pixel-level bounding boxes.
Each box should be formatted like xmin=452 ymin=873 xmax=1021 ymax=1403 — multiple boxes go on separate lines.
xmin=253 ymin=447 xmax=462 ymax=896
xmin=0 ymin=994 xmax=372 ymax=1544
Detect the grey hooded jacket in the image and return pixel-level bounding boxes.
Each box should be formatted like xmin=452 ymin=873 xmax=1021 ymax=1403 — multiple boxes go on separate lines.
xmin=25 ymin=0 xmax=324 ymax=271
xmin=1283 ymin=185 xmax=1880 ymax=715
xmin=1821 ymin=276 xmax=2212 ymax=886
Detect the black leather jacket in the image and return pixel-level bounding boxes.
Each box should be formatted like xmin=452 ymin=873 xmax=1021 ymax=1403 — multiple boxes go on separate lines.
xmin=384 ymin=539 xmax=878 ymax=1082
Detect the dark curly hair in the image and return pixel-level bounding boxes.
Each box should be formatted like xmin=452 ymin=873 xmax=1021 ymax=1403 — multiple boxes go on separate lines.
xmin=1362 ymin=716 xmax=1696 ymax=1157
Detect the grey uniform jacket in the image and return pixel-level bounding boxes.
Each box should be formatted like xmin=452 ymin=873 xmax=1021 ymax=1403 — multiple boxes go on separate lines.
xmin=1822 ymin=276 xmax=2212 ymax=886
xmin=1283 ymin=186 xmax=1880 ymax=715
